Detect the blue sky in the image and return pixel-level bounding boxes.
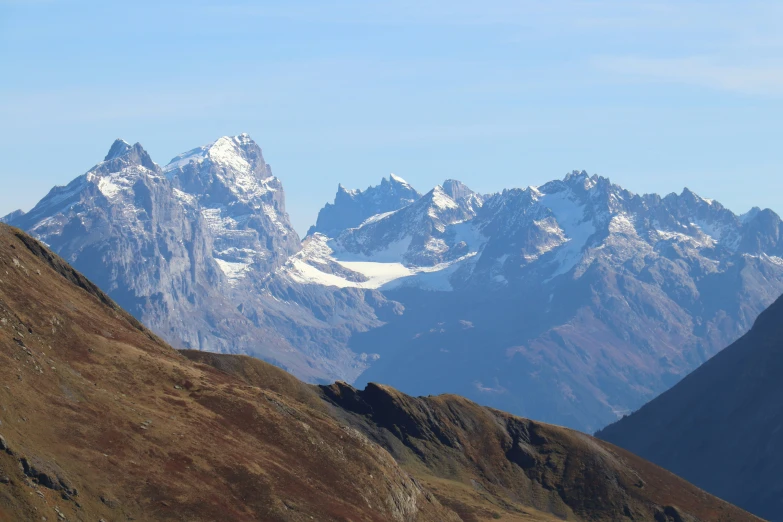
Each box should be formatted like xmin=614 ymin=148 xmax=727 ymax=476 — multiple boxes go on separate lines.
xmin=2 ymin=1 xmax=782 ymax=235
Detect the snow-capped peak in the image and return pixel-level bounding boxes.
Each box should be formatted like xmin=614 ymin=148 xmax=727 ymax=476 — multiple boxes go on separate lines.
xmin=163 ymin=134 xmax=265 ymax=176
xmin=389 ymin=173 xmax=411 ymax=186
xmin=104 ymin=139 xmax=132 ymax=161
xmin=337 ymin=184 xmax=360 ymax=197
xmin=678 ymin=187 xmax=718 ymax=208
xmin=90 ymin=140 xmax=160 ymax=177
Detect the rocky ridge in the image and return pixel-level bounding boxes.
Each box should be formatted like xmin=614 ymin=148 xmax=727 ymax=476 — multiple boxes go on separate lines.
xmin=296 ymin=170 xmax=783 ymax=431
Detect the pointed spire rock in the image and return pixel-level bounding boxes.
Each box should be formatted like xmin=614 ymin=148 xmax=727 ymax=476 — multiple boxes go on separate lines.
xmin=105 ymin=139 xmax=132 ymax=161
xmin=97 ymin=139 xmax=158 ymax=173
xmin=442 ymin=179 xmax=474 ymax=200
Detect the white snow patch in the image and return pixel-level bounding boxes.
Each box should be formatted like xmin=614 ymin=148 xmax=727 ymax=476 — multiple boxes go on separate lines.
xmin=172 ymin=188 xmax=197 ymax=206
xmin=262 ymin=203 xmax=288 ymax=233
xmin=97 ymin=177 xmax=121 ymax=198
xmin=359 ymin=210 xmax=397 ymax=227
xmin=763 ymin=254 xmax=783 ymax=266
xmin=539 ymin=189 xmax=596 ymax=278
xmin=655 ymin=229 xmax=713 ymax=247
xmin=215 ymin=259 xmax=251 ymax=285
xmin=424 ymin=237 xmax=449 ymax=254
xmin=449 ymin=221 xmax=486 ymax=252
xmin=430 ymin=186 xmax=459 ymax=210
xmin=282 ymin=233 xmax=473 ymax=291
xmin=390 ymin=173 xmax=412 ymax=186
xmin=608 ymin=214 xmax=636 ymax=236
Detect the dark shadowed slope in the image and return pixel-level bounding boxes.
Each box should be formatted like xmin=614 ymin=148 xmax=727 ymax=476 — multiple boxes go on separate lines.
xmin=0 ymin=222 xmax=759 ymax=521
xmin=598 ymin=293 xmax=783 ymax=520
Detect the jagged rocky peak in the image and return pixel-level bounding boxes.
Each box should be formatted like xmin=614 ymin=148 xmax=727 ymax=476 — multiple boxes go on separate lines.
xmin=386 ymin=172 xmax=415 ymax=189
xmin=329 ymin=183 xmax=478 ymax=268
xmin=441 ymin=179 xmax=485 ymax=213
xmin=105 ymin=138 xmax=132 ymax=160
xmin=741 ymin=206 xmax=762 ymax=223
xmin=308 ymin=174 xmax=422 ymax=237
xmin=97 ymin=138 xmax=159 ymax=174
xmin=441 ymin=179 xmax=474 ymax=200
xmin=423 ymin=184 xmax=459 ymax=211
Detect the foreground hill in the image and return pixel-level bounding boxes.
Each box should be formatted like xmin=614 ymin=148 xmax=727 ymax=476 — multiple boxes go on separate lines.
xmin=0 ymin=224 xmax=757 ymax=521
xmin=598 ymin=293 xmax=783 ymax=520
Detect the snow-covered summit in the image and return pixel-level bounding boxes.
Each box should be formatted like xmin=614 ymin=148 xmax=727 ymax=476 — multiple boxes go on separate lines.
xmin=93 ymin=139 xmax=160 ymax=175
xmin=104 ymin=138 xmax=132 ymax=161
xmin=389 ymin=173 xmax=413 ymax=188
xmin=163 ymin=134 xmax=279 ymax=203
xmin=163 ymin=134 xmax=299 ymax=279
xmin=164 ymin=134 xmax=264 ymax=176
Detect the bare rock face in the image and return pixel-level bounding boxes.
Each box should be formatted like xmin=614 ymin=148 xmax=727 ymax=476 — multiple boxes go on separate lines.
xmin=164 ymin=133 xmax=299 ymax=276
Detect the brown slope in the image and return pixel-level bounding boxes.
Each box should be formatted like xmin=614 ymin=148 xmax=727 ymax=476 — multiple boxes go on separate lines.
xmin=0 ymin=222 xmax=760 ymax=522
xmin=0 ymin=223 xmax=456 ymax=522
xmin=181 ymin=356 xmax=761 ymax=522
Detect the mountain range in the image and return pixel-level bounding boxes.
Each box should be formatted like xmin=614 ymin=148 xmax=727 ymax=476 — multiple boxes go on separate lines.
xmin=0 ymin=222 xmax=759 ymax=521
xmin=7 ymin=134 xmax=783 ymax=433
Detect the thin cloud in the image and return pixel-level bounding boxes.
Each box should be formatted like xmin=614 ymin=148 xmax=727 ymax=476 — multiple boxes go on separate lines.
xmin=593 ymin=55 xmax=783 ymax=96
